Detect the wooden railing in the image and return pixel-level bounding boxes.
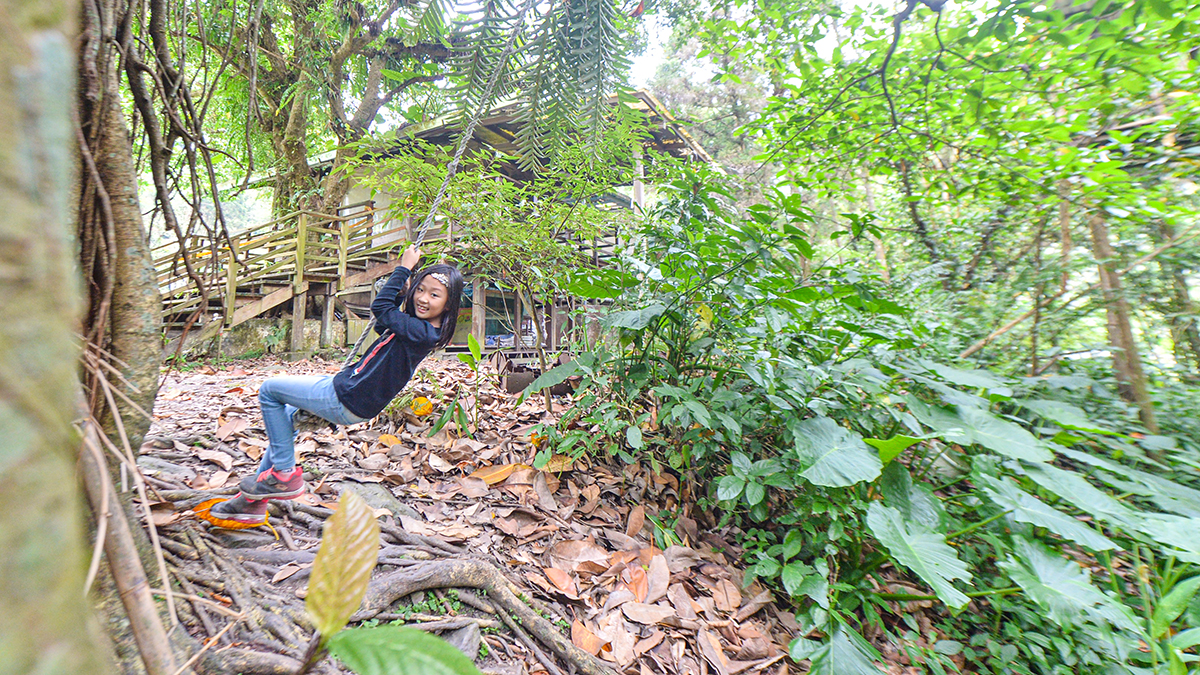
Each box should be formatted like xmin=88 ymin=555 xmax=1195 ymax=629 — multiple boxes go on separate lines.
xmin=154 ymin=206 xmax=427 ymax=326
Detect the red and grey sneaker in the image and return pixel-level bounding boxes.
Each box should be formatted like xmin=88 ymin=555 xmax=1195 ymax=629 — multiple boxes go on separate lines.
xmin=239 ymin=467 xmax=305 ymax=500
xmin=208 ymin=494 xmax=269 ymax=525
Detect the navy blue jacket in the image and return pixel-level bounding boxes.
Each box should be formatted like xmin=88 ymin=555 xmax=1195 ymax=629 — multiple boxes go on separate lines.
xmin=334 ymin=266 xmax=439 ymax=418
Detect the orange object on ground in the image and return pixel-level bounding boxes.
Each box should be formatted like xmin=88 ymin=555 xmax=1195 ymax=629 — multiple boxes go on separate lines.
xmin=193 ymin=497 xmax=277 ymax=537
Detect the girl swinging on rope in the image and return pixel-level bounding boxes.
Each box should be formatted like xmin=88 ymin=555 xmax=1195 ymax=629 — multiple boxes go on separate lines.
xmin=211 ymin=245 xmax=463 ymax=523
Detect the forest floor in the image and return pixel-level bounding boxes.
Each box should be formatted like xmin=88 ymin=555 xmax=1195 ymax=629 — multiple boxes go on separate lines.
xmin=130 ymin=354 xmax=825 ymax=675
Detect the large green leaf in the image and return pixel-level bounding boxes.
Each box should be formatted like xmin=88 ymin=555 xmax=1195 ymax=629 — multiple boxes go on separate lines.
xmin=792 ymin=416 xmax=882 ymax=487
xmin=866 ymin=503 xmax=972 ymax=609
xmin=976 ymin=474 xmax=1116 ymax=551
xmin=518 ymin=362 xmax=583 ymax=402
xmin=957 ymin=406 xmax=1052 ymax=463
xmin=1024 ymin=464 xmax=1141 ymax=529
xmin=1059 ymin=447 xmax=1200 ymax=518
xmin=1151 ymin=576 xmax=1200 ymax=640
xmin=328 ymin=625 xmax=483 ymax=675
xmin=906 ymin=397 xmax=972 ymax=445
xmin=1137 ymin=514 xmax=1200 ymax=565
xmin=918 ymin=359 xmax=1006 ymax=390
xmin=999 ymin=538 xmax=1139 ymax=633
xmin=1017 ymin=399 xmax=1111 ymax=434
xmin=863 ymin=435 xmax=923 ymax=464
xmin=306 ymin=491 xmax=381 ymax=638
xmin=801 ymin=620 xmax=885 ymax=675
xmin=602 ymin=303 xmax=666 ymax=329
xmin=880 ymin=462 xmax=946 ymax=532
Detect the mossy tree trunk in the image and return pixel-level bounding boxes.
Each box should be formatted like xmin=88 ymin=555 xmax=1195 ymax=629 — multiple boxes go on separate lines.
xmin=0 ymin=0 xmax=106 ymax=670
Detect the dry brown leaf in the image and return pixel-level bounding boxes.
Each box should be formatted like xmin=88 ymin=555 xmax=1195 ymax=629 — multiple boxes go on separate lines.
xmin=712 ymin=578 xmax=742 ymax=613
xmin=635 ymin=630 xmax=665 ymax=657
xmin=544 ymin=568 xmax=577 ymax=596
xmin=468 ymin=463 xmax=519 ymax=485
xmin=207 ymin=470 xmax=231 ymax=489
xmin=198 ymin=449 xmax=234 ymax=471
xmin=623 ymin=564 xmax=649 ymax=603
xmin=664 ymin=545 xmax=702 ymax=573
xmin=541 ymin=454 xmax=574 ymax=473
xmin=546 ymin=539 xmax=610 ymax=572
xmin=668 ymin=583 xmax=698 ymax=619
xmin=597 ymin=613 xmax=637 ymax=668
xmin=427 ymin=453 xmax=454 ymax=473
xmin=621 ymin=602 xmax=675 ymax=625
xmin=646 ymin=554 xmax=670 ymax=604
xmin=697 ymin=630 xmax=731 ymax=675
xmin=357 ymin=455 xmax=388 ymax=471
xmin=458 ymin=476 xmax=490 ymax=498
xmin=626 ymin=504 xmax=645 ymax=540
xmin=215 ymin=417 xmax=248 ymax=441
xmin=271 ymin=562 xmax=311 ymax=583
xmin=533 ymin=472 xmax=559 ymax=511
xmin=150 ymin=504 xmax=181 ymax=526
xmin=572 ymin=619 xmax=607 ymax=656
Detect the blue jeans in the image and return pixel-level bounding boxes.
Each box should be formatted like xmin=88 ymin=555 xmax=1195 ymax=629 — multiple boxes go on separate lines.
xmin=258 ymin=375 xmax=366 ymax=473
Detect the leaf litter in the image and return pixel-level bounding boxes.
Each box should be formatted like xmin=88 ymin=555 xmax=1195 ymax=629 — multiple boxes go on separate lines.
xmin=144 ymin=355 xmax=810 ymax=675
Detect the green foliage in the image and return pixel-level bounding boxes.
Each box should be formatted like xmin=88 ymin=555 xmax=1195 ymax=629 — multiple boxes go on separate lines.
xmin=549 ymin=163 xmax=1200 ymax=673
xmin=328 ymin=625 xmax=483 ymax=675
xmin=306 ymin=491 xmax=381 ymax=640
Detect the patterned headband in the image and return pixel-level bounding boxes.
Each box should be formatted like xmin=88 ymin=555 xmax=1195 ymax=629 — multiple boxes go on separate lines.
xmin=427 ymin=271 xmax=450 ymax=288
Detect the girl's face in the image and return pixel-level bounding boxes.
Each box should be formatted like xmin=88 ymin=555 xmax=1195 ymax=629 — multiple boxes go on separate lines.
xmin=413 ymin=275 xmax=449 ymax=326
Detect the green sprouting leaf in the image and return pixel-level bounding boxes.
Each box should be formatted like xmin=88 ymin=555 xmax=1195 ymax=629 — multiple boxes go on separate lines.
xmin=781 ymin=562 xmax=806 ymax=596
xmin=717 ymin=476 xmax=745 ymax=501
xmin=866 ymin=503 xmax=972 ymax=609
xmin=1152 ymin=576 xmax=1200 ymax=640
xmin=999 ymin=538 xmax=1139 ymax=633
xmin=864 ymin=435 xmax=923 ymax=464
xmin=745 ymin=480 xmax=766 ymax=506
xmin=792 ymin=416 xmax=882 ymax=488
xmin=1016 ymin=399 xmax=1110 ymax=433
xmin=306 ymin=491 xmax=382 ymax=638
xmin=805 ymin=620 xmax=885 ymax=675
xmin=880 ymin=462 xmax=946 ymax=532
xmin=456 ymin=352 xmax=477 ymax=368
xmin=467 ymin=333 xmax=482 ymax=365
xmin=798 ymin=574 xmax=830 ymax=609
xmin=958 ymin=406 xmax=1052 ymax=463
xmin=603 ymin=303 xmax=666 ymax=329
xmin=976 ymin=474 xmax=1116 ymax=551
xmin=328 ymin=625 xmax=483 ymax=675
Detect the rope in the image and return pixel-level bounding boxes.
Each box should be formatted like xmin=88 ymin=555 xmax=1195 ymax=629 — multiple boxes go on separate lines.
xmin=343 ymin=7 xmax=532 ymax=368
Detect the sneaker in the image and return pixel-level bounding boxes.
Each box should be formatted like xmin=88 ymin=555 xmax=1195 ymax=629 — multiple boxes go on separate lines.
xmin=239 ymin=467 xmax=305 ymax=500
xmin=209 ymin=494 xmax=269 ymax=525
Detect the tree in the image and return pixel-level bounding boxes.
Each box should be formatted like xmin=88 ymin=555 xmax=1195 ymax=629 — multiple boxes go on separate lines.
xmin=0 ymin=2 xmax=106 ymax=671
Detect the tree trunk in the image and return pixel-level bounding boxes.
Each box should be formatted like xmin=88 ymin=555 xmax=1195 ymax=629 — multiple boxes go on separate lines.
xmin=1087 ymin=211 xmax=1159 ymax=433
xmin=1155 ymin=221 xmax=1200 ymax=373
xmin=94 ymin=73 xmax=161 ymax=449
xmin=0 ymin=7 xmax=106 ymax=671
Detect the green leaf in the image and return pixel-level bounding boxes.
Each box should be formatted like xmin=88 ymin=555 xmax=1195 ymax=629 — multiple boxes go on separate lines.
xmin=958 ymin=406 xmax=1052 ymax=463
xmin=456 ymin=352 xmax=477 ymax=368
xmin=306 ymin=491 xmax=382 ymax=638
xmin=999 ymin=538 xmax=1139 ymax=633
xmin=1024 ymin=464 xmax=1141 ymax=529
xmin=863 ymin=435 xmax=922 ymax=464
xmin=626 ymin=425 xmax=643 ymax=449
xmin=798 ymin=574 xmax=829 ymax=609
xmin=717 ymin=476 xmax=745 ymax=501
xmin=1017 ymin=399 xmax=1111 ymax=434
xmin=805 ymin=620 xmax=885 ymax=675
xmin=782 ymin=530 xmax=803 ymax=560
xmin=467 ymin=333 xmax=482 ymax=364
xmin=919 ymin=360 xmax=1006 ymax=390
xmin=1168 ymin=627 xmax=1200 ymax=650
xmin=880 ymin=462 xmax=946 ymax=532
xmin=781 ymin=563 xmax=806 ymax=596
xmin=603 ymin=303 xmax=666 ymax=329
xmin=976 ymin=474 xmax=1116 ymax=551
xmin=906 ymin=397 xmax=972 ymax=445
xmin=866 ymin=503 xmax=972 ymax=609
xmin=328 ymin=625 xmax=483 ymax=675
xmin=1152 ymin=576 xmax=1200 ymax=640
xmin=792 ymin=416 xmax=882 ymax=487
xmin=745 ymin=480 xmax=766 ymax=506
xmin=518 ymin=362 xmax=582 ymax=403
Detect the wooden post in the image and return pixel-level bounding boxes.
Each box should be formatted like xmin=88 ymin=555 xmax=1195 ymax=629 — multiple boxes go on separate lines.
xmin=514 ymin=290 xmax=523 ymax=349
xmin=223 ymin=235 xmax=240 ymax=326
xmin=472 ymin=277 xmax=486 ymax=348
xmin=337 ymin=214 xmax=348 ymax=289
xmin=549 ymin=297 xmax=560 ymax=351
xmin=321 ymin=291 xmax=334 ymax=348
xmin=292 ymin=213 xmax=308 ymax=353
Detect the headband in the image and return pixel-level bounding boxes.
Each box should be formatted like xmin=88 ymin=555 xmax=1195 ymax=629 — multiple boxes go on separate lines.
xmin=427 ymin=271 xmax=450 ymax=288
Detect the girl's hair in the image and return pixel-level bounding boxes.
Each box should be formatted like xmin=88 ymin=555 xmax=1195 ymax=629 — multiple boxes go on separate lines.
xmin=404 ymin=263 xmax=463 ymax=350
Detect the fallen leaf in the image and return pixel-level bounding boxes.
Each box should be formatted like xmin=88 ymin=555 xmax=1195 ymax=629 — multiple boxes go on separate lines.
xmin=547 ymin=539 xmax=610 ymax=572
xmin=622 ymin=564 xmax=649 ymax=603
xmin=428 ymin=453 xmax=454 ymax=473
xmin=271 ymin=562 xmax=311 ymax=583
xmin=378 ymin=434 xmax=402 ymax=447
xmin=646 ymin=554 xmax=670 ymax=603
xmin=635 ymin=630 xmax=665 ymax=657
xmin=542 ymin=454 xmax=574 ymax=473
xmin=697 ymin=630 xmax=731 ymax=675
xmin=357 ymin=455 xmax=388 ymax=471
xmin=572 ymin=620 xmax=607 ymax=656
xmin=621 ymin=602 xmax=675 ymax=625
xmin=468 ymin=463 xmax=520 ymax=485
xmin=668 ymin=583 xmax=698 ymax=619
xmin=458 ymin=476 xmax=490 ymax=497
xmin=664 ymin=545 xmax=702 ymax=573
xmin=712 ymin=578 xmax=741 ymax=613
xmin=207 ymin=470 xmax=231 ymax=489
xmin=533 ymin=472 xmax=559 ymax=511
xmin=198 ymin=449 xmax=234 ymax=471
xmin=626 ymin=505 xmax=645 ymax=539
xmin=544 ymin=568 xmax=578 ymax=596
xmin=215 ymin=417 xmax=248 ymax=441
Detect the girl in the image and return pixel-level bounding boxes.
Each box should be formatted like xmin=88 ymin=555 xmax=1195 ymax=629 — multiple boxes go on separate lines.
xmin=212 ymin=245 xmax=463 ymax=523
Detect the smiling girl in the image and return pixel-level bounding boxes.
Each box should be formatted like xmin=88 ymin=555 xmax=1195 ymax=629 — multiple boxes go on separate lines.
xmin=212 ymin=245 xmax=463 ymax=523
